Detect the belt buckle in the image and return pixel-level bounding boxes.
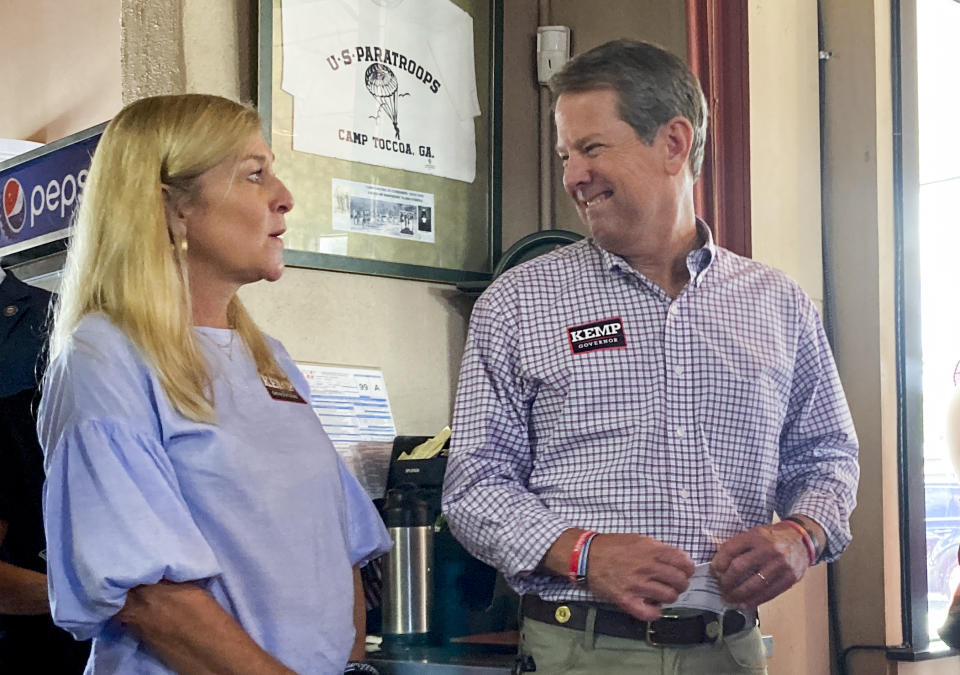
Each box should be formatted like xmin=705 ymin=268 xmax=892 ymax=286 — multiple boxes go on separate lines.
xmin=644 ymin=612 xmax=680 ymax=647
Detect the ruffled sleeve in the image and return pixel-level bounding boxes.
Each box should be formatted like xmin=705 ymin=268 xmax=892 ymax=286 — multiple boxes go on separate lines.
xmin=38 ymin=317 xmax=222 ymax=640
xmin=42 ymin=418 xmax=222 ymax=640
xmin=337 ymin=458 xmax=393 ymax=567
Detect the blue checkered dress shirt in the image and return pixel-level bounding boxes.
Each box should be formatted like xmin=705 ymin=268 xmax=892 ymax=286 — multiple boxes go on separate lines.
xmin=442 ymin=225 xmax=859 ymax=602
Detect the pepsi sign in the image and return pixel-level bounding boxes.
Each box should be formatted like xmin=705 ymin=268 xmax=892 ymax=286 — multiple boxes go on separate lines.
xmin=0 ymin=124 xmax=103 ymax=258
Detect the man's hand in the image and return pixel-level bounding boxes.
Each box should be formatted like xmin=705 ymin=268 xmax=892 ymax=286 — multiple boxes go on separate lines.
xmin=709 ymin=523 xmax=809 ymax=609
xmin=585 ymin=534 xmax=695 ymax=621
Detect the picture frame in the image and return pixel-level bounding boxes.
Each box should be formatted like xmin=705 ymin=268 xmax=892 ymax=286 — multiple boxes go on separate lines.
xmin=258 ymin=0 xmax=502 ymax=283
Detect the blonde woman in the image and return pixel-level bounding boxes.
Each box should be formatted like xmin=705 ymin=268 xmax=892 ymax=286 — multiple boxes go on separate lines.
xmin=38 ymin=94 xmax=391 ymax=674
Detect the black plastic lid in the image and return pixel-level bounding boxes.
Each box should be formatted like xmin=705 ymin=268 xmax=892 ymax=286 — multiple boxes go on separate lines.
xmin=382 ymin=488 xmax=432 ymax=527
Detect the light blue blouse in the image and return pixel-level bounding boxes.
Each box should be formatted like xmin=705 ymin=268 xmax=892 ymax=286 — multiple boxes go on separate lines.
xmin=38 ymin=314 xmax=392 ymax=674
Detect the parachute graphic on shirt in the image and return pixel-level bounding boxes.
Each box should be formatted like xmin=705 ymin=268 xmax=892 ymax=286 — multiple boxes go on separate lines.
xmin=364 ymin=63 xmax=407 ymax=139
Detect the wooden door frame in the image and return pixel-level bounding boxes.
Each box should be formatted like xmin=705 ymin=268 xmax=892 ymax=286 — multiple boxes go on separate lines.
xmin=686 ymin=0 xmax=752 ymax=257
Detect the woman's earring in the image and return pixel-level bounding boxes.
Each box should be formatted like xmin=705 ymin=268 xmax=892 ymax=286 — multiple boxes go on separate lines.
xmin=178 ymin=237 xmax=188 ymax=254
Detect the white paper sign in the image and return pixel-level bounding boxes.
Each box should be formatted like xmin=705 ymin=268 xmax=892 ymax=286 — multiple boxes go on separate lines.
xmin=296 ymin=362 xmax=396 ymax=498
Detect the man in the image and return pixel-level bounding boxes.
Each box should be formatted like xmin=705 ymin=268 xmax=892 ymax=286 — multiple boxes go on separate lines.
xmin=442 ymin=40 xmax=859 ymax=674
xmin=0 ymin=266 xmax=89 ymax=672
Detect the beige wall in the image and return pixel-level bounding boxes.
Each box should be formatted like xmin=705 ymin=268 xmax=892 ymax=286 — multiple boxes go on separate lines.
xmin=747 ymin=3 xmax=828 ymax=674
xmin=182 ymin=0 xmax=257 ymax=101
xmin=499 ymin=1 xmax=540 ymax=250
xmin=0 ymin=0 xmax=121 ymax=142
xmin=748 ymin=0 xmax=824 ymax=307
xmin=238 ymin=269 xmax=472 ymax=433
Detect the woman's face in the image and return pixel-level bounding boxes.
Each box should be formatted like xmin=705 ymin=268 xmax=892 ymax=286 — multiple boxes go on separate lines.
xmin=180 ymin=132 xmax=294 ymax=289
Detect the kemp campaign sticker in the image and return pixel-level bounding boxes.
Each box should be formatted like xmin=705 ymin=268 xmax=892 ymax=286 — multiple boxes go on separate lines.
xmin=567 ymin=317 xmax=627 ymax=354
xmin=260 ymin=374 xmax=308 ymax=404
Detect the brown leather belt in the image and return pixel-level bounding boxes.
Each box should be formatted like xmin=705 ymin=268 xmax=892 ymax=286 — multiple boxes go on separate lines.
xmin=521 ymin=595 xmax=756 ymax=646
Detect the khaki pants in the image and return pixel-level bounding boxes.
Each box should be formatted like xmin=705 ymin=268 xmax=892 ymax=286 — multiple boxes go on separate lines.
xmin=520 ymin=614 xmax=768 ymax=675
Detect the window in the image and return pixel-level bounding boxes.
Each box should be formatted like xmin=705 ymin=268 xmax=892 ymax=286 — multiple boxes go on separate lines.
xmin=898 ymin=0 xmax=960 ymax=653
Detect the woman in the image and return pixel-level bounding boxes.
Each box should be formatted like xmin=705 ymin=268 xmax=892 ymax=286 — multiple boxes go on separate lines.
xmin=38 ymin=94 xmax=392 ymax=673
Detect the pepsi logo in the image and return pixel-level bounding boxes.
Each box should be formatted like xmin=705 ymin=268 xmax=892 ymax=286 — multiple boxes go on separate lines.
xmin=2 ymin=178 xmax=26 ymax=236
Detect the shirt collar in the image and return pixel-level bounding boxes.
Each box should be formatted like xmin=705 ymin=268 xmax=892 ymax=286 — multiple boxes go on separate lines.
xmin=593 ymin=218 xmax=717 ymax=287
xmin=687 ymin=218 xmax=717 ymax=287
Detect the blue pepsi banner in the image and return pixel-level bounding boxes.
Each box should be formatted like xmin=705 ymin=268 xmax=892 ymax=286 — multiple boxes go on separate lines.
xmin=0 ymin=124 xmax=104 ymax=259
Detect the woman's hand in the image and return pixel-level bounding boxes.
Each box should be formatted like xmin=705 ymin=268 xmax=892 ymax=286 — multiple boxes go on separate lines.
xmin=117 ymin=580 xmax=298 ymax=675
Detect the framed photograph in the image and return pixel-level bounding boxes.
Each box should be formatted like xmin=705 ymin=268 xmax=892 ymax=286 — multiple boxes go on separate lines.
xmin=258 ymin=0 xmax=502 ymax=283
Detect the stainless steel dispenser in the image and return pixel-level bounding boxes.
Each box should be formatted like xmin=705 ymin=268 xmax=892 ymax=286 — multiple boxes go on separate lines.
xmin=380 ymin=488 xmax=434 ymax=643
xmin=374 ymin=435 xmax=504 ymax=648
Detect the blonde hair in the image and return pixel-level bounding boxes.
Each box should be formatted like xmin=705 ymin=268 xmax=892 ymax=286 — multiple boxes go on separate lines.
xmin=51 ymin=94 xmax=290 ymax=423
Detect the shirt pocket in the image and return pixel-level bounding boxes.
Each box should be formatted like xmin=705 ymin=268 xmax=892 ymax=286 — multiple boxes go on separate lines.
xmin=536 ymin=340 xmax=659 ymax=441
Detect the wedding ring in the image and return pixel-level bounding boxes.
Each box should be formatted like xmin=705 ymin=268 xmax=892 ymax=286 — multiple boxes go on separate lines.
xmin=755 ymin=571 xmax=767 ymax=584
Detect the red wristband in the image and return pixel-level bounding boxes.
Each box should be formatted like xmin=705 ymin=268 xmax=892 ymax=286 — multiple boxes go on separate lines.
xmin=780 ymin=518 xmax=816 ymax=566
xmin=568 ymin=530 xmax=597 ymax=584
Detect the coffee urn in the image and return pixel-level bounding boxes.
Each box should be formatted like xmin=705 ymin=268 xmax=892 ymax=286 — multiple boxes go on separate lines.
xmin=380 ymin=488 xmax=434 ymax=644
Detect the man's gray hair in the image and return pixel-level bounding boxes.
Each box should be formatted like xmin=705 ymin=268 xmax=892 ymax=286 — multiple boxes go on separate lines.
xmin=549 ymin=39 xmax=708 ymax=180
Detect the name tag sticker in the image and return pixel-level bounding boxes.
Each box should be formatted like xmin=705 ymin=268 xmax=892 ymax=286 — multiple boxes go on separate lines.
xmin=260 ymin=374 xmax=308 ymax=404
xmin=567 ymin=317 xmax=627 ymax=355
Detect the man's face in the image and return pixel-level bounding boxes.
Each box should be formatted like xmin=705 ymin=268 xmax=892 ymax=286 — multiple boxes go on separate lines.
xmin=555 ymin=88 xmax=673 ymax=257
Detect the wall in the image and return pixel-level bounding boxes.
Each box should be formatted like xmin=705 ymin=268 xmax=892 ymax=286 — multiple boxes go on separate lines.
xmin=748 ymin=0 xmax=825 ymax=308
xmin=753 ymin=2 xmax=960 ymax=672
xmin=0 ymin=0 xmax=121 ymax=142
xmin=499 ymin=1 xmax=540 ymax=250
xmin=746 ymin=3 xmax=829 ymax=674
xmin=822 ymin=1 xmax=901 ymax=672
xmin=821 ymin=0 xmax=960 ymax=672
xmin=237 ymin=269 xmax=472 ymax=433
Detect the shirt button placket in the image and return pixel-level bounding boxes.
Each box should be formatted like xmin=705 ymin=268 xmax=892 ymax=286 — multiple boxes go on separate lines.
xmin=667 ymin=298 xmax=693 ymax=512
xmin=665 ymin=296 xmax=689 ymax=518
xmin=667 ymin=300 xmax=686 ymax=444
